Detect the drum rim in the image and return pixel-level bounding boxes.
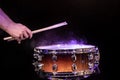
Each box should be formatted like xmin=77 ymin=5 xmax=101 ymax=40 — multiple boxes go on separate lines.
xmin=36 ymin=69 xmax=94 ymax=78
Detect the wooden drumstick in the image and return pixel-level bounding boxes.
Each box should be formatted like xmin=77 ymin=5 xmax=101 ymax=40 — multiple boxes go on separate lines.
xmin=3 ymin=21 xmax=68 ymax=41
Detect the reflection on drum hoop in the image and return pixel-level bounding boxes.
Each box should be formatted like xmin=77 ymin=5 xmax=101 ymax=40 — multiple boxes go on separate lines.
xmin=33 ymin=44 xmax=100 ymax=79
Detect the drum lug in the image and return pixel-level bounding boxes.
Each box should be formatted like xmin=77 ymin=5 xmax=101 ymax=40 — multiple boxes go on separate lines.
xmin=38 ymin=55 xmax=43 ymax=61
xmin=88 ymin=53 xmax=94 ymax=60
xmin=94 ymin=49 xmax=100 ymax=68
xmin=38 ymin=63 xmax=44 ymax=70
xmin=33 ymin=54 xmax=43 ymax=61
xmin=52 ymin=54 xmax=57 ymax=62
xmin=72 ymin=63 xmax=77 ymax=71
xmin=52 ymin=64 xmax=58 ymax=72
xmin=33 ymin=61 xmax=44 ymax=71
xmin=33 ymin=54 xmax=39 ymax=59
xmin=88 ymin=62 xmax=94 ymax=69
xmin=71 ymin=54 xmax=77 ymax=62
xmin=32 ymin=61 xmax=39 ymax=71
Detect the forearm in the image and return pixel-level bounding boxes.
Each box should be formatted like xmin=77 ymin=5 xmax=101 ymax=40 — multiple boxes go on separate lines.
xmin=0 ymin=8 xmax=15 ymax=31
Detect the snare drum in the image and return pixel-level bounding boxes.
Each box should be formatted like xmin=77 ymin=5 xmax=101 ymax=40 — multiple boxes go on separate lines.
xmin=33 ymin=44 xmax=100 ymax=79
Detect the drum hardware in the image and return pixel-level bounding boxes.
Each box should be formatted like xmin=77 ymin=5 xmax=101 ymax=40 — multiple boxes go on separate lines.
xmin=94 ymin=53 xmax=100 ymax=61
xmin=72 ymin=63 xmax=77 ymax=71
xmin=77 ymin=70 xmax=84 ymax=76
xmin=33 ymin=54 xmax=39 ymax=59
xmin=38 ymin=63 xmax=44 ymax=70
xmin=52 ymin=64 xmax=58 ymax=72
xmin=33 ymin=54 xmax=43 ymax=61
xmin=71 ymin=54 xmax=77 ymax=62
xmin=94 ymin=48 xmax=100 ymax=67
xmin=52 ymin=54 xmax=57 ymax=62
xmin=88 ymin=62 xmax=94 ymax=69
xmin=38 ymin=55 xmax=43 ymax=61
xmin=88 ymin=53 xmax=94 ymax=60
xmin=32 ymin=61 xmax=40 ymax=71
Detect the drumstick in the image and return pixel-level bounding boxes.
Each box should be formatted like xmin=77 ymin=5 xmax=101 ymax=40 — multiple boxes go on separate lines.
xmin=3 ymin=21 xmax=68 ymax=41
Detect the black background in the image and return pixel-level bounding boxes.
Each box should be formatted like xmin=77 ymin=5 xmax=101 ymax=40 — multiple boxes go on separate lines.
xmin=0 ymin=0 xmax=119 ymax=80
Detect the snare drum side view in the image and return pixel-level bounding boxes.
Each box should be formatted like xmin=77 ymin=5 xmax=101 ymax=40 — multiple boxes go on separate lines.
xmin=32 ymin=44 xmax=100 ymax=79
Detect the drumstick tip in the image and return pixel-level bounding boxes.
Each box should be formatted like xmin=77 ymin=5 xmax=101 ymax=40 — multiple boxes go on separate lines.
xmin=63 ymin=21 xmax=68 ymax=25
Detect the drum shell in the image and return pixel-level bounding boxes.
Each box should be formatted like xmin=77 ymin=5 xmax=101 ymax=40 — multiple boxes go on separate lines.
xmin=40 ymin=53 xmax=90 ymax=72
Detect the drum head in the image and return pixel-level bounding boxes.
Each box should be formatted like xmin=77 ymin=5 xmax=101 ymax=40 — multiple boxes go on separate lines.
xmin=34 ymin=44 xmax=97 ymax=54
xmin=35 ymin=44 xmax=95 ymax=50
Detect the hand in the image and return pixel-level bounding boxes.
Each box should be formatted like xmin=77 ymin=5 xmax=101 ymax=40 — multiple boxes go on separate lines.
xmin=5 ymin=23 xmax=33 ymax=44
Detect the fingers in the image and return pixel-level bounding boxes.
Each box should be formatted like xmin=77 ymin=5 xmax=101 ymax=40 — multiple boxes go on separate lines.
xmin=13 ymin=30 xmax=32 ymax=44
xmin=26 ymin=28 xmax=33 ymax=39
xmin=21 ymin=31 xmax=29 ymax=39
xmin=16 ymin=23 xmax=32 ymax=39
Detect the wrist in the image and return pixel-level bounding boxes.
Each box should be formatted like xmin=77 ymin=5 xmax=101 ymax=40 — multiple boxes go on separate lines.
xmin=1 ymin=21 xmax=16 ymax=32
